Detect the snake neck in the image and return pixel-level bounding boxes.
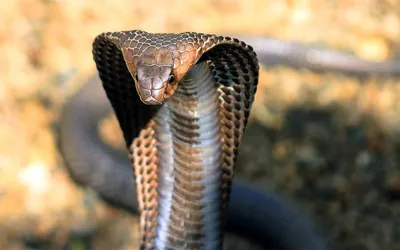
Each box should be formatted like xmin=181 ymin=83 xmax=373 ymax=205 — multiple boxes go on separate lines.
xmin=152 ymin=61 xmax=224 ymax=250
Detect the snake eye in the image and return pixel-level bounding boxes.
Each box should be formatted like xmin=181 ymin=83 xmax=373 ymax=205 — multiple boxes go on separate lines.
xmin=168 ymin=74 xmax=175 ymax=84
xmin=134 ymin=74 xmax=139 ymax=82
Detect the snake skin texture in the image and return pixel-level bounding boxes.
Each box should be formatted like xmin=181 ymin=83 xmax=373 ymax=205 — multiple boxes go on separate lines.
xmin=92 ymin=30 xmax=259 ymax=249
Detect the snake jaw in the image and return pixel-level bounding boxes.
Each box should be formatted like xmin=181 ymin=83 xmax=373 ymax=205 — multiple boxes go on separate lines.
xmin=140 ymin=94 xmax=163 ymax=105
xmin=133 ymin=81 xmax=164 ymax=105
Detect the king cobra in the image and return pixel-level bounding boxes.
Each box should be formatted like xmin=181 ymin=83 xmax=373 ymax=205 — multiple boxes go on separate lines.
xmin=60 ymin=31 xmax=400 ymax=250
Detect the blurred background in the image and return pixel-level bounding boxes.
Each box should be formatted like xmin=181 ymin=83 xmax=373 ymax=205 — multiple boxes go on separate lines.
xmin=1 ymin=0 xmax=400 ymax=249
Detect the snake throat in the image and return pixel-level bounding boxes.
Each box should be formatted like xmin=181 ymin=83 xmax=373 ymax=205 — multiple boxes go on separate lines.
xmin=92 ymin=30 xmax=260 ymax=250
xmin=154 ymin=61 xmax=224 ymax=249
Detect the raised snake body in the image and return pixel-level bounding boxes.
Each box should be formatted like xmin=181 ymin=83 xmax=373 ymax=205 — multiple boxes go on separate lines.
xmin=92 ymin=30 xmax=259 ymax=249
xmin=60 ymin=32 xmax=400 ymax=250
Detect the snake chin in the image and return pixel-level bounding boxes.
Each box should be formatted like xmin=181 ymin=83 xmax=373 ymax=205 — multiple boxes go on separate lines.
xmin=134 ymin=79 xmax=179 ymax=105
xmin=142 ymin=95 xmax=163 ymax=105
xmin=140 ymin=81 xmax=178 ymax=105
xmin=133 ymin=81 xmax=164 ymax=105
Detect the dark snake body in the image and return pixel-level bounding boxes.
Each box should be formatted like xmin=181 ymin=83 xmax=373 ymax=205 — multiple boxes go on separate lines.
xmin=60 ymin=33 xmax=400 ymax=250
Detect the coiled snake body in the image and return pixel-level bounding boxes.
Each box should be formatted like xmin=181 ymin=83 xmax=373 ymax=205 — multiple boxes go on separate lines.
xmin=61 ymin=30 xmax=400 ymax=250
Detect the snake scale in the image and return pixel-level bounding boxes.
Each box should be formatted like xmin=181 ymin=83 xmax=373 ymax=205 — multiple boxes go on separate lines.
xmin=60 ymin=30 xmax=400 ymax=250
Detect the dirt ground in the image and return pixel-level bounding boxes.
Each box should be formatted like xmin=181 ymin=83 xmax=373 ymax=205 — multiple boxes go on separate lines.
xmin=1 ymin=0 xmax=400 ymax=249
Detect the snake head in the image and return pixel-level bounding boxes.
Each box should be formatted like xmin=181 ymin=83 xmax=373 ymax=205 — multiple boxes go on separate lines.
xmin=134 ymin=64 xmax=177 ymax=105
xmin=128 ymin=47 xmax=179 ymax=105
xmin=98 ymin=31 xmax=203 ymax=105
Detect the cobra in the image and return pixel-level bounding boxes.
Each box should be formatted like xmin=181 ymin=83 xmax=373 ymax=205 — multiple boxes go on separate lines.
xmin=92 ymin=30 xmax=263 ymax=249
xmin=60 ymin=31 xmax=400 ymax=250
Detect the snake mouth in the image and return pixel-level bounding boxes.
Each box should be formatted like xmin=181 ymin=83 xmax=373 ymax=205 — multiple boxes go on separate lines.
xmin=135 ymin=84 xmax=165 ymax=105
xmin=133 ymin=74 xmax=169 ymax=105
xmin=142 ymin=95 xmax=163 ymax=105
xmin=138 ymin=85 xmax=166 ymax=91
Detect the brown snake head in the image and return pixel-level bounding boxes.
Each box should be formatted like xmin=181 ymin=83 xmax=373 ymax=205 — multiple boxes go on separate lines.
xmin=133 ymin=47 xmax=176 ymax=104
xmin=93 ymin=30 xmax=206 ymax=105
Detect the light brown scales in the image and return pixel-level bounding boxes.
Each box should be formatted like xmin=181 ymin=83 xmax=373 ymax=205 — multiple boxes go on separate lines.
xmin=92 ymin=30 xmax=259 ymax=249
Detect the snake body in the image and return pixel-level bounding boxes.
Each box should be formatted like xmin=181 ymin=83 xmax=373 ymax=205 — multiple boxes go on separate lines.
xmin=60 ymin=32 xmax=400 ymax=249
xmin=92 ymin=30 xmax=259 ymax=249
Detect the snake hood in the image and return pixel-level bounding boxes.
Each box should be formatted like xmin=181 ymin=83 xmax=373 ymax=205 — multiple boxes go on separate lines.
xmin=92 ymin=30 xmax=262 ymax=105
